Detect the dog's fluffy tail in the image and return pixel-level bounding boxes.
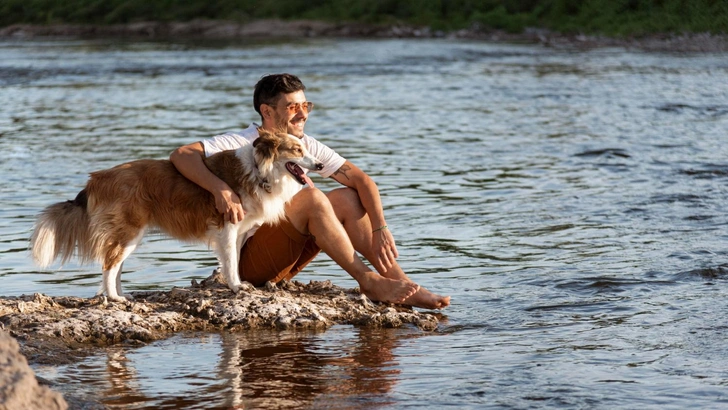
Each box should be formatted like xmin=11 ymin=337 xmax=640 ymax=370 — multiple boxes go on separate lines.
xmin=30 ymin=189 xmax=94 ymax=268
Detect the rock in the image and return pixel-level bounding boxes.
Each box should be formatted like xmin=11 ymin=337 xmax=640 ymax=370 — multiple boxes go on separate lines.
xmin=0 ymin=331 xmax=68 ymax=410
xmin=0 ymin=271 xmax=439 ymax=363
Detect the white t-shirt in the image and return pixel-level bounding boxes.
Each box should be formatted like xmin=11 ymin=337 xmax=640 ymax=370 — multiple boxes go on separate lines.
xmin=201 ymin=123 xmax=347 ymax=242
xmin=202 ymin=123 xmax=346 ymax=178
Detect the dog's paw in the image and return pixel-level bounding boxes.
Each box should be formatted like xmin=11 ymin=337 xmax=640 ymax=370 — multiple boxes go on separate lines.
xmin=239 ymin=281 xmax=255 ymax=292
xmin=228 ymin=281 xmax=254 ymax=294
xmin=108 ymin=294 xmax=133 ymax=303
xmin=228 ymin=282 xmax=241 ymax=294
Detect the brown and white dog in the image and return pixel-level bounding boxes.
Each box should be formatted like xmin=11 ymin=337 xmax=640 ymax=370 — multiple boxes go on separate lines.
xmin=30 ymin=129 xmax=323 ymax=302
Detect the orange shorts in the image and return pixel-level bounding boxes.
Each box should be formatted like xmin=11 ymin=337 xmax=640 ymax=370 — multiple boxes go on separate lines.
xmin=238 ymin=217 xmax=320 ymax=286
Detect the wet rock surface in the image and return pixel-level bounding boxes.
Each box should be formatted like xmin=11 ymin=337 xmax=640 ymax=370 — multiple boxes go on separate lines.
xmin=0 ymin=331 xmax=68 ymax=410
xmin=0 ymin=271 xmax=439 ymax=364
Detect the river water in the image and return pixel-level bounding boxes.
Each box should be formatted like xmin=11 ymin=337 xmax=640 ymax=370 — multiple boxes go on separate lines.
xmin=1 ymin=37 xmax=727 ymax=409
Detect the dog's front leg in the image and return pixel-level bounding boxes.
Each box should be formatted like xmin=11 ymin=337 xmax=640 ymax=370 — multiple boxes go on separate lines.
xmin=216 ymin=222 xmax=242 ymax=293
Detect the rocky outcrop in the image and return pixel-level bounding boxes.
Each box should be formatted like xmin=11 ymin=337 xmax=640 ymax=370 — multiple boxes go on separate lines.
xmin=0 ymin=331 xmax=68 ymax=410
xmin=0 ymin=271 xmax=438 ymax=364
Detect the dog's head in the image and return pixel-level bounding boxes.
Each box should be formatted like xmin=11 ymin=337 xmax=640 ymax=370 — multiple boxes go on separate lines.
xmin=254 ymin=128 xmax=324 ymax=185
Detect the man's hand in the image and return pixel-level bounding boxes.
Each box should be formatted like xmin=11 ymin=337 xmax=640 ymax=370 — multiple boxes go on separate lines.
xmin=373 ymin=226 xmax=399 ymax=273
xmin=215 ymin=188 xmax=245 ymax=223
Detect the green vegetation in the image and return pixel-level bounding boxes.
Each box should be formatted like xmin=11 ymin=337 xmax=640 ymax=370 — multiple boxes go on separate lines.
xmin=1 ymin=0 xmax=726 ymax=36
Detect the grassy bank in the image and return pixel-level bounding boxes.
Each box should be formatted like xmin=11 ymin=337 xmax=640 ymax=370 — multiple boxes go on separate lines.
xmin=1 ymin=0 xmax=727 ymax=36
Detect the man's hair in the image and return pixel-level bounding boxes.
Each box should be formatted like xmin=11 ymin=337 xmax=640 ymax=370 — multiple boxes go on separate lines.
xmin=253 ymin=73 xmax=306 ymax=117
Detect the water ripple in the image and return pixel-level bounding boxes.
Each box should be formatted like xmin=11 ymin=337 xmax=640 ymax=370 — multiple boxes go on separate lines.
xmin=3 ymin=38 xmax=728 ymax=409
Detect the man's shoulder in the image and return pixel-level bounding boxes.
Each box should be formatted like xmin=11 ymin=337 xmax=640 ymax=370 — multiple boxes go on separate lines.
xmin=301 ymin=132 xmax=327 ymax=147
xmin=203 ymin=124 xmax=259 ymax=155
xmin=215 ymin=124 xmax=260 ymax=143
xmin=225 ymin=124 xmax=260 ymax=140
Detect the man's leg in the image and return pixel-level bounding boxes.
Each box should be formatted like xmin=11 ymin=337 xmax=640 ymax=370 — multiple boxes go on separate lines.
xmin=326 ymin=187 xmax=451 ymax=309
xmin=284 ymin=187 xmax=419 ymax=304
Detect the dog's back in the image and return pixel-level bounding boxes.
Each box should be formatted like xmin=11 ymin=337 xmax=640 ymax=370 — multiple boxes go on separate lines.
xmin=87 ymin=159 xmax=223 ymax=240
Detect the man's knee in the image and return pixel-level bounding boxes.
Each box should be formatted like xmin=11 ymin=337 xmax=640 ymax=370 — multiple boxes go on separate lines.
xmin=326 ymin=187 xmax=361 ymax=209
xmin=326 ymin=187 xmax=365 ymax=220
xmin=285 ymin=188 xmax=334 ymax=235
xmin=290 ymin=187 xmax=334 ymax=214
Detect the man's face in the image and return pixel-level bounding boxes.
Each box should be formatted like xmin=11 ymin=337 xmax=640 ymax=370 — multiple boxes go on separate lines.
xmin=267 ymin=90 xmax=310 ymax=138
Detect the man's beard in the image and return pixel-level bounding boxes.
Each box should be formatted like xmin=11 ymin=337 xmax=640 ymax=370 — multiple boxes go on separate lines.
xmin=283 ymin=120 xmax=304 ymax=137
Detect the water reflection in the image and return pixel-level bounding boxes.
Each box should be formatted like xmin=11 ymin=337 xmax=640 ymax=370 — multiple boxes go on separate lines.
xmin=50 ymin=327 xmax=414 ymax=409
xmin=219 ymin=329 xmax=402 ymax=409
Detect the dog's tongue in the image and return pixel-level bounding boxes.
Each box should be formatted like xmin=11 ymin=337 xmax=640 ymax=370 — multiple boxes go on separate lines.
xmin=285 ymin=162 xmax=307 ymax=185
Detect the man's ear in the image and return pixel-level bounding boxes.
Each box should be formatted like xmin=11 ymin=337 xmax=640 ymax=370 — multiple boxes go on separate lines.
xmin=261 ymin=104 xmax=274 ymax=121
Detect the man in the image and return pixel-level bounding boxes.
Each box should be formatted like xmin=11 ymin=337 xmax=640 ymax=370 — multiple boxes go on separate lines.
xmin=170 ymin=73 xmax=449 ymax=309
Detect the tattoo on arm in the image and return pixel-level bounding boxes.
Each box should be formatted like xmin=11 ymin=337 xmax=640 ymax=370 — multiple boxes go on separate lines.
xmin=332 ymin=164 xmax=351 ymax=181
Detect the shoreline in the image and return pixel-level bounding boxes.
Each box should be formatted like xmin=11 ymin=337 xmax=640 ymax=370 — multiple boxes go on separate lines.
xmin=1 ymin=270 xmax=439 ymax=366
xmin=1 ymin=19 xmax=727 ymax=52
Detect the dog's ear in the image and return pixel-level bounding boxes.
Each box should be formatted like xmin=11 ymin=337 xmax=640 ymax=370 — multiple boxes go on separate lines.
xmin=253 ymin=129 xmax=281 ymax=174
xmin=253 ymin=130 xmax=281 ymax=154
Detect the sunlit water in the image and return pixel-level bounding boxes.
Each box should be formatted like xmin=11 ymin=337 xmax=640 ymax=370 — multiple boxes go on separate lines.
xmin=1 ymin=37 xmax=728 ymax=409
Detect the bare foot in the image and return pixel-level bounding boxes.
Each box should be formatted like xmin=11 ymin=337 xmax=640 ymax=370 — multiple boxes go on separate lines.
xmin=402 ymin=286 xmax=450 ymax=310
xmin=359 ymin=271 xmax=419 ymax=304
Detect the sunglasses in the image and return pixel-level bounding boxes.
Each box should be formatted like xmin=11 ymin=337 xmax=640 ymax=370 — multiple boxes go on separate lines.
xmin=267 ymin=101 xmax=314 ymax=115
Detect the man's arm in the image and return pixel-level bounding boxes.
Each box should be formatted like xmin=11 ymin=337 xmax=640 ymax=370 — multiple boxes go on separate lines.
xmin=330 ymin=160 xmax=399 ymax=270
xmin=169 ymin=142 xmax=245 ymax=223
